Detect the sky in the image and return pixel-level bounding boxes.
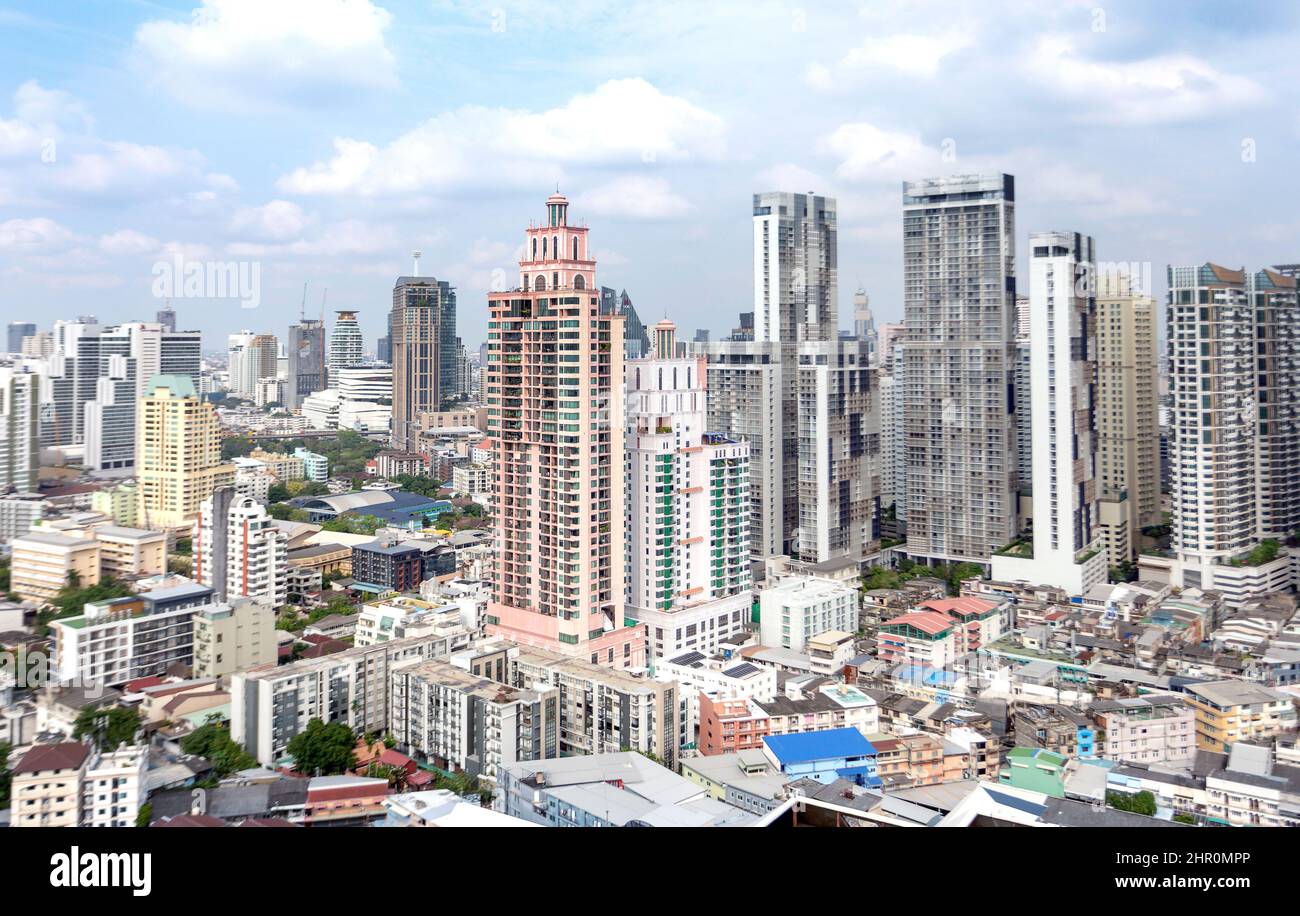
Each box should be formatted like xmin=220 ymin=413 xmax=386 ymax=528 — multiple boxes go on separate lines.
xmin=1 ymin=0 xmax=1299 ymax=353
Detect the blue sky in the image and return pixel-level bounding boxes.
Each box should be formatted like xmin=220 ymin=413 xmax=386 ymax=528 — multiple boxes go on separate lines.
xmin=1 ymin=0 xmax=1298 ymax=351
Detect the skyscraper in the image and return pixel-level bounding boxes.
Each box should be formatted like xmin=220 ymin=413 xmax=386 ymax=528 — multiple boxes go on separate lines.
xmin=599 ymin=287 xmax=651 ymax=359
xmin=1162 ymin=264 xmax=1299 ymax=600
xmin=902 ymin=173 xmax=1018 ymax=566
xmin=7 ymin=322 xmax=35 ymax=354
xmin=136 ymin=375 xmax=235 ymax=531
xmin=285 ymin=318 xmax=327 ymax=411
xmin=852 ymin=288 xmax=876 ymax=362
xmin=624 ymin=319 xmax=752 ymax=664
xmin=992 ymin=231 xmax=1104 ymax=595
xmin=484 ymin=192 xmax=644 ymax=667
xmin=0 ymin=367 xmax=39 ymax=492
xmin=391 ymin=277 xmax=456 ymax=450
xmin=329 ymin=310 xmax=364 ymax=373
xmin=751 ymin=191 xmax=837 ymax=343
xmin=155 ymin=306 xmax=176 ymax=333
xmin=1095 ymin=268 xmax=1160 ymax=567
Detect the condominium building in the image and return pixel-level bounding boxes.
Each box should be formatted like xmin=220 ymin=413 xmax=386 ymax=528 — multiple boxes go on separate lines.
xmin=49 ymin=581 xmax=215 ymax=686
xmin=0 ymin=492 xmax=46 ymax=543
xmin=1095 ymin=269 xmax=1161 ymax=566
xmin=391 ymin=276 xmax=457 ymax=451
xmin=0 ymin=367 xmax=39 ymax=492
xmin=751 ymin=191 xmax=837 ymax=343
xmin=285 ymin=317 xmax=327 ymax=410
xmin=9 ymin=741 xmax=90 ymax=828
xmin=246 ymin=447 xmax=305 ymax=481
xmin=991 ymin=231 xmax=1104 ymax=595
xmin=1183 ymin=679 xmax=1297 ymax=753
xmin=902 ymin=173 xmax=1018 ymax=566
xmin=625 ymin=319 xmax=752 ymax=664
xmin=192 ymin=598 xmax=277 ymax=678
xmin=1163 ymin=265 xmax=1300 ymax=599
xmin=388 ymin=657 xmax=559 ymax=782
xmin=329 ymin=310 xmax=364 ymax=373
xmin=484 ymin=193 xmax=644 ymax=666
xmin=135 ymin=375 xmax=236 ymax=530
xmin=1090 ymin=695 xmax=1195 ymax=768
xmin=232 ymin=630 xmax=473 ymax=767
xmin=82 ymin=745 xmax=147 ymax=828
xmin=757 ymin=576 xmax=859 ymax=653
xmin=9 ymin=529 xmax=102 ymax=602
xmin=193 ymin=487 xmax=288 ymax=606
xmin=509 ymin=645 xmax=679 ymax=769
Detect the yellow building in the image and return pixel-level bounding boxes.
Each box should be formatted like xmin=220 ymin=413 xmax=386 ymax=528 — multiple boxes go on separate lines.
xmin=10 ymin=530 xmax=103 ymax=602
xmin=94 ymin=526 xmax=168 ymax=579
xmin=1184 ymin=680 xmax=1298 ymax=752
xmin=135 ymin=375 xmax=235 ymax=531
xmin=91 ymin=482 xmax=139 ymax=527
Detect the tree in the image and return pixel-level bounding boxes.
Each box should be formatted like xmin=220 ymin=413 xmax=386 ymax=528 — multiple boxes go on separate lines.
xmin=73 ymin=706 xmax=143 ymax=752
xmin=1107 ymin=789 xmax=1157 ymax=817
xmin=135 ymin=803 xmax=152 ymax=828
xmin=221 ymin=434 xmax=256 ymax=461
xmin=180 ymin=719 xmax=257 ymax=777
xmin=286 ymin=719 xmax=357 ymax=776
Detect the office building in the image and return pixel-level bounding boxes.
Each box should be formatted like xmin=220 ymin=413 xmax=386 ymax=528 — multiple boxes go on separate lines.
xmin=391 ymin=275 xmax=457 ymax=450
xmin=624 ymin=319 xmax=752 ymax=664
xmin=902 ymin=173 xmax=1018 ymax=566
xmin=7 ymin=321 xmax=35 ymax=353
xmin=135 ymin=375 xmax=236 ymax=530
xmin=991 ymin=231 xmax=1104 ymax=595
xmin=483 ymin=192 xmax=644 ymax=666
xmin=599 ymin=286 xmax=651 ymax=360
xmin=285 ymin=317 xmax=327 ymax=410
xmin=193 ymin=488 xmax=289 ymax=606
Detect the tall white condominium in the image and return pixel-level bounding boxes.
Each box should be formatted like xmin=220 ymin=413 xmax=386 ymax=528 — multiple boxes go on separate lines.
xmin=0 ymin=368 xmax=39 ymax=492
xmin=902 ymin=173 xmax=1018 ymax=566
xmin=193 ymin=487 xmax=288 ymax=607
xmin=624 ymin=319 xmax=752 ymax=664
xmin=329 ymin=310 xmax=364 ymax=373
xmin=703 ymin=191 xmax=849 ymax=561
xmin=227 ymin=331 xmax=256 ymax=397
xmin=1163 ymin=264 xmax=1300 ymax=600
xmin=1095 ymin=268 xmax=1160 ymax=567
xmin=992 ymin=232 xmax=1104 ymax=595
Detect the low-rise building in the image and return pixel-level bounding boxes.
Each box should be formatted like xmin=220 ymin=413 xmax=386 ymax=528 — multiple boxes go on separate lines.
xmin=758 ymin=576 xmax=859 ymax=652
xmin=1183 ymin=680 xmax=1297 ymax=752
xmin=192 ymin=598 xmax=277 ymax=678
xmin=10 ymin=530 xmax=102 ymax=602
xmin=82 ymin=745 xmax=147 ymax=828
xmin=94 ymin=526 xmax=168 ymax=579
xmin=761 ymin=728 xmax=880 ymax=788
xmin=1090 ymin=695 xmax=1196 ymax=768
xmin=9 ymin=741 xmax=91 ymax=827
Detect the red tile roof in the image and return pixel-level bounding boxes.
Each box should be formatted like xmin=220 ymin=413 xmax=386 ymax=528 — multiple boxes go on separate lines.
xmin=122 ymin=675 xmax=168 ymax=693
xmin=920 ymin=597 xmax=998 ymax=616
xmin=153 ymin=814 xmax=227 ymax=827
xmin=14 ymin=741 xmax=89 ymax=775
xmin=880 ymin=610 xmax=954 ymax=636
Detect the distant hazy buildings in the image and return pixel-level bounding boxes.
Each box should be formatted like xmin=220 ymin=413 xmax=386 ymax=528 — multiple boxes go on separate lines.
xmin=285 ymin=317 xmax=327 ymax=411
xmin=902 ymin=173 xmax=1018 ymax=567
xmin=391 ymin=276 xmax=456 ymax=451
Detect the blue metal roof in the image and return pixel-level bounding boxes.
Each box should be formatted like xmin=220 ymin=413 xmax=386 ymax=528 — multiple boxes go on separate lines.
xmin=762 ymin=728 xmax=876 ymax=765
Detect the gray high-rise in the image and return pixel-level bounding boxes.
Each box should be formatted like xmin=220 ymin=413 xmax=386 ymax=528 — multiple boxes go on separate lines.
xmin=390 ymin=276 xmax=457 ymax=450
xmin=901 ymin=173 xmax=1018 ymax=566
xmin=285 ymin=318 xmax=327 ymax=410
xmin=7 ymin=322 xmax=35 ymax=354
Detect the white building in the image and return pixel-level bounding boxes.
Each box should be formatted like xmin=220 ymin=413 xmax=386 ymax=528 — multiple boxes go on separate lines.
xmin=0 ymin=367 xmax=39 ymax=492
xmin=758 ymin=576 xmax=859 ymax=653
xmin=329 ymin=310 xmax=364 ymax=373
xmin=82 ymin=745 xmax=147 ymax=828
xmin=193 ymin=488 xmax=288 ymax=606
xmin=626 ymin=320 xmax=753 ymax=665
xmin=992 ymin=231 xmax=1105 ymax=596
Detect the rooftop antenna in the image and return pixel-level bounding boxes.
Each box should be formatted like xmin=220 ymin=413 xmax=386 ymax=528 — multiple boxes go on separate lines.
xmin=412 ymin=250 xmax=422 ymax=277
xmin=300 ymin=282 xmax=308 ymax=321
xmin=320 ymin=287 xmax=328 ymax=323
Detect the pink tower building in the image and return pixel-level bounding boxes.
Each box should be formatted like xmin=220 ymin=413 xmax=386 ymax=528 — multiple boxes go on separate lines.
xmin=484 ymin=192 xmax=646 ymax=668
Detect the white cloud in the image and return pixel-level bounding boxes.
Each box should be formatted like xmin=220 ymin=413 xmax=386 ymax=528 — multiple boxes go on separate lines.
xmin=99 ymin=229 xmax=161 ymax=255
xmin=54 ymin=141 xmax=206 ymax=194
xmin=278 ymin=79 xmax=725 ymax=196
xmin=756 ymin=163 xmax=827 ymax=194
xmin=574 ymin=176 xmax=692 ymax=220
xmin=131 ymin=0 xmax=399 ymax=111
xmin=229 ymin=200 xmax=309 ymax=242
xmin=1024 ymin=36 xmax=1267 ymax=124
xmin=823 ymin=122 xmax=946 ymax=183
xmin=807 ymin=32 xmax=973 ymax=87
xmin=0 ymin=217 xmax=77 ymax=252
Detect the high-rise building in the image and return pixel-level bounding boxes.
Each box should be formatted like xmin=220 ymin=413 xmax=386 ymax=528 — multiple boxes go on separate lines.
xmin=599 ymin=287 xmax=651 ymax=359
xmin=7 ymin=322 xmax=35 ymax=353
xmin=377 ymin=310 xmax=392 ymax=365
xmin=329 ymin=310 xmax=364 ymax=374
xmin=991 ymin=231 xmax=1104 ymax=595
xmin=852 ymin=288 xmax=876 ymax=359
xmin=226 ymin=331 xmax=256 ymax=398
xmin=193 ymin=487 xmax=288 ymax=606
xmin=156 ymin=306 xmax=176 ymax=333
xmin=285 ymin=318 xmax=327 ymax=410
xmin=484 ymin=192 xmax=645 ymax=667
xmin=248 ymin=333 xmax=279 ymax=394
xmin=135 ymin=375 xmax=235 ymax=530
xmin=1162 ymin=264 xmax=1299 ymax=599
xmin=1095 ymin=268 xmax=1161 ymax=567
xmin=0 ymin=368 xmax=39 ymax=493
xmin=751 ymin=191 xmax=837 ymax=343
xmin=902 ymin=173 xmax=1018 ymax=566
xmin=624 ymin=319 xmax=752 ymax=664
xmin=391 ymin=277 xmax=456 ymax=450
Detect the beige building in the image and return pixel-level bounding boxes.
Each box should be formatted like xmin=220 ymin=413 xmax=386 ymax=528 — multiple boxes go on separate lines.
xmin=1184 ymin=680 xmax=1297 ymax=753
xmin=10 ymin=741 xmax=90 ymax=828
xmin=193 ymin=598 xmax=277 ymax=678
xmin=247 ymin=447 xmax=305 ymax=480
xmin=94 ymin=525 xmax=168 ymax=579
xmin=10 ymin=530 xmax=102 ymax=602
xmin=1095 ymin=269 xmax=1161 ymax=567
xmin=135 ymin=375 xmax=235 ymax=531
